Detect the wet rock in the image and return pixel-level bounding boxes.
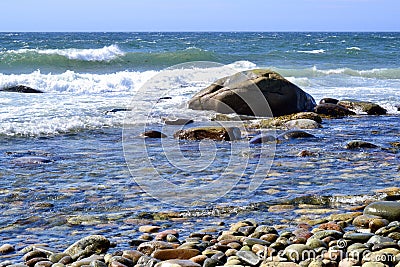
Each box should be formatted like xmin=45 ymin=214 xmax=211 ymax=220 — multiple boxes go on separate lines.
xmin=137 ymin=241 xmax=174 ymax=255
xmin=291 ymin=112 xmax=322 ymax=123
xmin=297 ymin=150 xmax=318 ymax=157
xmin=346 ymin=140 xmax=379 ymax=149
xmin=353 ymin=214 xmax=382 ymax=228
xmin=277 ymin=130 xmax=315 ymax=140
xmin=236 ymin=250 xmax=261 ymax=266
xmin=155 ymin=259 xmax=201 ymax=267
xmin=249 ymin=133 xmax=276 ymax=144
xmin=0 ymin=244 xmax=15 ymax=254
xmin=343 ymin=232 xmax=374 ymax=242
xmin=151 ymin=249 xmax=200 ymax=261
xmin=163 ymin=118 xmax=194 ymax=125
xmin=369 ymin=218 xmax=390 ymax=233
xmin=105 ymin=108 xmax=131 ymax=114
xmin=139 ymin=225 xmax=161 ymax=233
xmin=311 ymin=230 xmax=343 ymax=240
xmin=338 ymin=100 xmax=387 ymax=115
xmin=24 ymin=251 xmax=48 ymax=262
xmin=136 ymin=255 xmax=160 ymax=267
xmin=33 ymin=261 xmax=53 ymax=267
xmin=64 ymin=235 xmax=110 ymax=259
xmin=364 ymin=201 xmax=400 ymax=221
xmin=314 ymin=103 xmax=356 ymax=117
xmin=188 ymin=69 xmax=316 ymax=117
xmin=284 ymin=119 xmax=321 ymax=129
xmin=173 ymin=126 xmax=241 ymax=141
xmin=319 ymin=98 xmax=339 ymax=105
xmin=0 ymin=85 xmax=43 ymax=93
xmin=142 ymin=131 xmax=167 ymax=138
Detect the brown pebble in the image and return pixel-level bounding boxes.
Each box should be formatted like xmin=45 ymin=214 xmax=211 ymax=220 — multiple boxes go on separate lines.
xmin=319 ymin=222 xmax=344 ymax=233
xmin=33 ymin=261 xmax=53 ymax=267
xmin=26 ymin=257 xmax=48 ymax=267
xmin=369 ymin=218 xmax=389 ymax=233
xmin=189 ymin=255 xmax=207 ymax=264
xmin=122 ymin=250 xmax=144 ymax=263
xmin=152 ymin=248 xmax=200 ymax=261
xmin=139 ymin=225 xmax=161 ymax=233
xmin=0 ymin=244 xmax=15 ymax=254
xmin=24 ymin=251 xmax=47 ymax=262
xmin=58 ymin=255 xmax=73 ymax=265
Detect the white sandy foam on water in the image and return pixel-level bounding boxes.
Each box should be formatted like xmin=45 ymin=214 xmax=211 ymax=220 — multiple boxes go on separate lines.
xmin=5 ymin=44 xmax=125 ymax=61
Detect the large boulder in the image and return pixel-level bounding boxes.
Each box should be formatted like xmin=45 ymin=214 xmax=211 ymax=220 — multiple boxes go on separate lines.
xmin=188 ymin=69 xmax=316 ymax=117
xmin=0 ymin=85 xmax=43 ymax=93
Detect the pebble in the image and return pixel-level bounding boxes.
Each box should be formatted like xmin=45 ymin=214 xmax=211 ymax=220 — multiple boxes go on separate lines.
xmin=0 ymin=244 xmax=15 ymax=254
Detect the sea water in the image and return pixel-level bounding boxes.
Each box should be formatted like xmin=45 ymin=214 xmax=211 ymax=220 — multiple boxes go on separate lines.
xmin=0 ymin=32 xmax=399 ymax=252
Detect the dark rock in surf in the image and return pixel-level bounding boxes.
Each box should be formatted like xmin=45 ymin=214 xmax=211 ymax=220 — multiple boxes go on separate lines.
xmin=277 ymin=130 xmax=315 ymax=140
xmin=314 ymin=103 xmax=356 ymax=117
xmin=142 ymin=131 xmax=167 ymax=138
xmin=0 ymin=85 xmax=43 ymax=93
xmin=319 ymin=98 xmax=339 ymax=105
xmin=188 ymin=69 xmax=316 ymax=117
xmin=249 ymin=134 xmax=276 ymax=144
xmin=174 ymin=127 xmax=241 ymax=141
xmin=338 ymin=100 xmax=387 ymax=115
xmin=346 ymin=140 xmax=379 ymax=149
xmin=105 ymin=108 xmax=132 ymax=114
xmin=163 ymin=118 xmax=194 ymax=125
xmin=284 ymin=119 xmax=321 ymax=129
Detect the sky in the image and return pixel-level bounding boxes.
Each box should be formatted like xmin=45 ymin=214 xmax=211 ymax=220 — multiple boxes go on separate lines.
xmin=0 ymin=0 xmax=398 ymax=32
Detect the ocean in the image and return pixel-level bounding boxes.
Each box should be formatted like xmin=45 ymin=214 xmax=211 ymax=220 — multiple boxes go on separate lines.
xmin=0 ymin=32 xmax=399 ymax=254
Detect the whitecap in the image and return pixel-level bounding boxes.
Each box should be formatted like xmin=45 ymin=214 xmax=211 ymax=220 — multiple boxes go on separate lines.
xmin=346 ymin=47 xmax=361 ymax=51
xmin=297 ymin=49 xmax=325 ymax=54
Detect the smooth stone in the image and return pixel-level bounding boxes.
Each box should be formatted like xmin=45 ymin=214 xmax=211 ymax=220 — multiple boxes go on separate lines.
xmin=346 ymin=140 xmax=379 ymax=149
xmin=142 ymin=131 xmax=167 ymax=138
xmin=49 ymin=253 xmax=69 ymax=263
xmin=137 ymin=241 xmax=174 ymax=255
xmin=362 ymin=248 xmax=399 ymax=264
xmin=52 ymin=264 xmax=65 ymax=267
xmin=122 ymin=250 xmax=144 ymax=264
xmin=249 ymin=133 xmax=276 ymax=144
xmin=151 ymin=249 xmax=200 ymax=261
xmin=202 ymin=258 xmax=221 ymax=267
xmin=136 ymin=255 xmax=160 ymax=266
xmin=33 ymin=261 xmax=52 ymax=267
xmin=312 ymin=230 xmax=343 ymax=240
xmin=90 ymin=260 xmax=107 ymax=267
xmin=314 ymin=103 xmax=356 ymax=117
xmin=319 ymin=98 xmax=339 ymax=105
xmin=188 ymin=255 xmax=206 ymax=265
xmin=283 ymin=244 xmax=312 ymax=262
xmin=364 ymin=201 xmax=400 ymax=221
xmin=109 ymin=256 xmax=133 ymax=267
xmin=261 ymin=262 xmax=300 ymax=267
xmin=361 ymin=263 xmax=388 ymax=267
xmin=26 ymin=257 xmax=48 ymax=267
xmin=0 ymin=244 xmax=15 ymax=254
xmin=369 ymin=218 xmax=390 ymax=233
xmin=24 ymin=251 xmax=47 ymax=262
xmin=291 ymin=112 xmax=322 ymax=123
xmin=139 ymin=225 xmax=162 ymax=233
xmin=277 ymin=130 xmax=315 ymax=140
xmin=306 ymin=238 xmax=327 ymax=249
xmin=242 ymin=238 xmax=270 ymax=246
xmin=174 ymin=126 xmax=241 ymax=141
xmin=254 ymin=225 xmax=278 ymax=235
xmin=353 ymin=214 xmax=382 ymax=228
xmin=371 ymin=242 xmax=399 ymax=251
xmin=343 ymin=232 xmax=375 ymax=242
xmin=338 ymin=258 xmax=360 ymax=267
xmin=188 ymin=69 xmax=316 ymax=117
xmin=367 ymin=235 xmax=394 ymax=245
xmin=236 ymin=250 xmax=261 ymax=266
xmin=64 ymin=235 xmax=110 ymax=259
xmin=163 ymin=118 xmax=194 ymax=125
xmin=284 ymin=119 xmax=321 ymax=129
xmin=338 ymin=100 xmax=387 ymax=115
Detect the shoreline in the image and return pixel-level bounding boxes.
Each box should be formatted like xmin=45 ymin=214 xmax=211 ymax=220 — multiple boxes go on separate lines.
xmin=1 ymin=194 xmax=399 ymax=267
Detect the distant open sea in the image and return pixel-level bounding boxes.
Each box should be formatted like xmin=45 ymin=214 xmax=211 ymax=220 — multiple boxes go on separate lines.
xmin=0 ymin=32 xmax=399 ymax=254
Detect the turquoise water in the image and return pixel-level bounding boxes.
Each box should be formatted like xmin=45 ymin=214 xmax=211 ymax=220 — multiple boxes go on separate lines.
xmin=0 ymin=32 xmax=399 ymax=255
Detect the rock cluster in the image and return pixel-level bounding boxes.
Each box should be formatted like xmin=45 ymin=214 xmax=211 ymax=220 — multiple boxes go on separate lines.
xmin=2 ymin=201 xmax=400 ymax=267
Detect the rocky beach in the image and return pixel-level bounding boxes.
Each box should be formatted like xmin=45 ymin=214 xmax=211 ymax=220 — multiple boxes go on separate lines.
xmin=1 ymin=32 xmax=399 ymax=267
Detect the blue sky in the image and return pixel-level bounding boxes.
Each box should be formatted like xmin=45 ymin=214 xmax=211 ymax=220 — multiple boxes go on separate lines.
xmin=0 ymin=0 xmax=398 ymax=32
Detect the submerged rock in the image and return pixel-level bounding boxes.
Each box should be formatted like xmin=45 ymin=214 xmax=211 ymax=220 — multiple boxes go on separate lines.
xmin=0 ymin=85 xmax=43 ymax=93
xmin=249 ymin=133 xmax=276 ymax=144
xmin=338 ymin=100 xmax=387 ymax=115
xmin=277 ymin=130 xmax=315 ymax=140
xmin=314 ymin=103 xmax=356 ymax=117
xmin=173 ymin=127 xmax=241 ymax=141
xmin=346 ymin=140 xmax=379 ymax=149
xmin=142 ymin=131 xmax=167 ymax=138
xmin=188 ymin=69 xmax=316 ymax=117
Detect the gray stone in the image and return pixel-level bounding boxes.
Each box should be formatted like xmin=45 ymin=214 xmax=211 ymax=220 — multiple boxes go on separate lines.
xmin=236 ymin=250 xmax=261 ymax=266
xmin=364 ymin=201 xmax=400 ymax=221
xmin=284 ymin=119 xmax=321 ymax=129
xmin=63 ymin=235 xmax=110 ymax=260
xmin=174 ymin=126 xmax=241 ymax=141
xmin=188 ymin=69 xmax=316 ymax=117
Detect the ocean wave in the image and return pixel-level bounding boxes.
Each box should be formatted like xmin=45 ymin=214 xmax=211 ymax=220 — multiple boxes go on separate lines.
xmin=276 ymin=66 xmax=400 ymax=79
xmin=297 ymin=49 xmax=326 ymax=54
xmin=346 ymin=46 xmax=361 ymax=51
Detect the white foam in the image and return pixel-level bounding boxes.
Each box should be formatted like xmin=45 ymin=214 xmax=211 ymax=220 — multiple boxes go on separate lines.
xmin=7 ymin=45 xmax=125 ymax=61
xmin=297 ymin=49 xmax=325 ymax=54
xmin=346 ymin=47 xmax=361 ymax=51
